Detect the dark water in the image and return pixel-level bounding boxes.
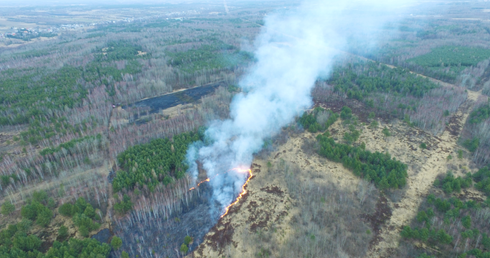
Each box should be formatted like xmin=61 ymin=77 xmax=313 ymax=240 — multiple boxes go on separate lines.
xmin=123 ymin=82 xmax=225 ymax=114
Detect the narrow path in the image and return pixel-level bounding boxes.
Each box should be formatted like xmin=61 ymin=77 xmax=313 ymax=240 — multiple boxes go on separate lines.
xmin=367 ymin=86 xmax=481 ymax=257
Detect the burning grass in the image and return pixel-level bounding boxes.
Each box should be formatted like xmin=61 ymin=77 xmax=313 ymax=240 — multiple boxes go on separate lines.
xmin=193 ymin=131 xmax=382 ymax=257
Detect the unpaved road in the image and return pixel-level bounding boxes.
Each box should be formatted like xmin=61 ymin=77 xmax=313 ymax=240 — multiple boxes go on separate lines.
xmin=365 ymin=69 xmax=482 ymax=257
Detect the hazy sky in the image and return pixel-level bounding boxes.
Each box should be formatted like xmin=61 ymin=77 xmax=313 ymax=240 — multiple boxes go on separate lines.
xmin=0 ymin=0 xmax=273 ymax=6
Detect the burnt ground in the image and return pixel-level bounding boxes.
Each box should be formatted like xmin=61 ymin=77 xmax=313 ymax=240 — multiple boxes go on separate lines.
xmin=123 ymin=81 xmax=226 ymax=115
xmin=446 ymin=94 xmax=474 ymax=137
xmin=315 ymin=97 xmax=399 ymax=124
xmin=193 ymin=164 xmax=271 ymax=257
xmin=113 ymin=183 xmax=219 ymax=258
xmin=361 ymin=195 xmax=392 ymax=251
xmin=193 ymin=176 xmax=255 ymax=257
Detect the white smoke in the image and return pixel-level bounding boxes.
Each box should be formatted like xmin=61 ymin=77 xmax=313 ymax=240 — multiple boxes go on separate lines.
xmin=188 ymin=0 xmax=413 ymax=216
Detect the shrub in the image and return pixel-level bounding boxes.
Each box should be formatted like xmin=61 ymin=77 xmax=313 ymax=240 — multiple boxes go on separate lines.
xmin=382 ymin=127 xmax=391 ymax=137
xmin=59 ymin=203 xmax=75 ymax=217
xmin=47 ymin=198 xmax=56 ymax=209
xmin=184 ymin=236 xmax=192 ymax=245
xmin=471 ymin=167 xmax=490 ymax=196
xmin=58 ymin=226 xmax=69 ymax=239
xmin=437 ymin=229 xmax=453 ymax=244
xmin=83 ymin=205 xmax=96 ymax=219
xmin=299 ymin=107 xmax=338 ymax=133
xmin=21 ymin=201 xmax=52 ymax=226
xmin=111 ymin=236 xmax=123 ymax=250
xmin=79 ymin=225 xmax=89 ymax=237
xmin=433 ymin=171 xmax=472 ymax=194
xmin=1 ymin=201 xmax=15 ymax=215
xmin=36 ymin=208 xmax=53 ymax=227
xmin=463 ymin=137 xmax=479 ymax=152
xmin=369 ymin=120 xmax=379 ymax=128
xmin=114 ymin=194 xmax=133 ymax=215
xmin=180 ymin=243 xmax=188 ymax=253
xmin=368 ymin=112 xmax=375 ymax=120
xmin=461 ymin=215 xmax=472 ymax=229
xmin=32 ymin=191 xmax=48 ymax=204
xmin=340 ymin=106 xmax=352 ymax=120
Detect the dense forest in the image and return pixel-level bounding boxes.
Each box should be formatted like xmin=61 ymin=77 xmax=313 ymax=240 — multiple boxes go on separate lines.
xmin=0 ymin=191 xmax=120 ymax=257
xmin=317 ymin=133 xmax=408 ymax=189
xmin=113 ymin=131 xmax=202 ymax=193
xmin=330 ymin=62 xmax=439 ymax=99
xmin=407 ymin=46 xmax=490 ymax=69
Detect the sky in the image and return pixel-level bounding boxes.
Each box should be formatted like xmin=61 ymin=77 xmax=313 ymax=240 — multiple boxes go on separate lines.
xmin=0 ymin=0 xmax=279 ymax=7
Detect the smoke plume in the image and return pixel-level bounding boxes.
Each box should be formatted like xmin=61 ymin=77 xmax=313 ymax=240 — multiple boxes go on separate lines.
xmin=188 ymin=0 xmax=412 ymax=217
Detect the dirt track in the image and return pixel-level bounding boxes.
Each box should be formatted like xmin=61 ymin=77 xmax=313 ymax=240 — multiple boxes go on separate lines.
xmin=366 ymin=84 xmax=481 ymax=257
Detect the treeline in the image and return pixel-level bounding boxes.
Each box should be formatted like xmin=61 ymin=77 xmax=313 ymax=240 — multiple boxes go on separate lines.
xmin=113 ymin=131 xmax=202 ymax=193
xmin=0 ymin=40 xmax=145 ymax=127
xmin=58 ymin=197 xmax=102 ymax=236
xmin=298 ymin=107 xmax=338 ymax=133
xmin=400 ymin=191 xmax=490 ymax=257
xmin=0 ymin=66 xmax=86 ymax=126
xmin=165 ymin=41 xmax=254 ymax=73
xmin=315 ymin=62 xmax=466 ymax=135
xmin=0 ymin=229 xmax=111 ymax=258
xmin=40 ymin=134 xmax=102 ymax=156
xmin=7 ymin=32 xmax=57 ymax=41
xmin=460 ymin=97 xmax=490 ymax=166
xmin=0 ymin=191 xmax=112 ymax=257
xmin=330 ymin=62 xmax=439 ymax=99
xmin=316 ymin=133 xmax=408 ymax=189
xmin=430 ymin=166 xmax=490 ymax=199
xmin=407 ymin=46 xmax=490 ymax=69
xmin=433 ymin=171 xmax=472 ymax=194
xmin=468 ymin=99 xmax=490 ymax=124
xmin=94 ymin=40 xmax=145 ymax=62
xmin=399 ymin=165 xmax=490 ymax=257
xmin=473 ymin=167 xmax=490 ymax=196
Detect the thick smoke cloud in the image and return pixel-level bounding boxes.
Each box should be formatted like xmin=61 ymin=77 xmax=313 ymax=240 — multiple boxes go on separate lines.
xmin=188 ymin=0 xmax=412 ymax=217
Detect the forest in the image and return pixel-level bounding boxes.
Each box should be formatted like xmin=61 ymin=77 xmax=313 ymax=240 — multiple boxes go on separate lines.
xmin=0 ymin=191 xmax=120 ymax=258
xmin=298 ymin=107 xmax=339 ymax=133
xmin=113 ymin=131 xmax=202 ymax=193
xmin=314 ymin=61 xmax=467 ymax=135
xmin=399 ymin=168 xmax=490 ymax=258
xmin=330 ymin=62 xmax=439 ymax=99
xmin=460 ymin=97 xmax=490 ymax=167
xmin=407 ymin=46 xmax=490 ymax=69
xmin=316 ymin=132 xmax=408 ymax=190
xmin=0 ymin=2 xmax=490 ymax=258
xmin=165 ymin=41 xmax=254 ymax=73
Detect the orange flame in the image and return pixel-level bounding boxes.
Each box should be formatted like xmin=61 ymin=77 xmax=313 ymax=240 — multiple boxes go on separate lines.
xmin=220 ymin=167 xmax=253 ymax=218
xmin=188 ymin=178 xmax=210 ymax=191
xmin=187 ymin=166 xmax=253 ymax=218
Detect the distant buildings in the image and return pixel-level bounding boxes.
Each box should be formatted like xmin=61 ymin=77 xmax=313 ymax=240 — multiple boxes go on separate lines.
xmin=0 ymin=9 xmax=205 ymax=42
